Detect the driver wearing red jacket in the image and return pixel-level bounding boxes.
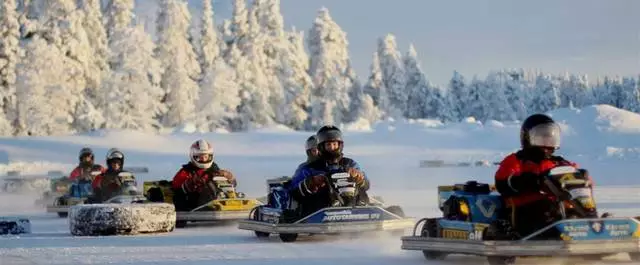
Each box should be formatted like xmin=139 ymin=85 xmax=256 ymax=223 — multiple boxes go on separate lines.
xmin=494 ymin=114 xmax=585 ymax=238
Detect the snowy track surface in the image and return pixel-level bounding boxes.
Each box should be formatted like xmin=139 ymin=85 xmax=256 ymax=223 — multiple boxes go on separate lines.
xmin=2 ymin=186 xmax=640 ymax=265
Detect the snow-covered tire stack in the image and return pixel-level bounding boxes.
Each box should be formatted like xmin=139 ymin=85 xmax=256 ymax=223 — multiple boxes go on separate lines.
xmin=69 ymin=203 xmax=176 ymax=236
xmin=0 ymin=217 xmax=31 ymax=235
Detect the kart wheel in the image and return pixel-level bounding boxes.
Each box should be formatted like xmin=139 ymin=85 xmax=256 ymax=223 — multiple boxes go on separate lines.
xmin=421 ymin=218 xmax=447 ymax=260
xmin=487 ymin=256 xmax=516 ymax=265
xmin=57 ymin=212 xmax=68 ymax=218
xmin=176 ymin=220 xmax=187 ymax=228
xmin=147 ymin=187 xmax=165 ymax=203
xmin=255 ymin=231 xmax=270 ymax=238
xmin=279 ymin=233 xmax=298 ymax=242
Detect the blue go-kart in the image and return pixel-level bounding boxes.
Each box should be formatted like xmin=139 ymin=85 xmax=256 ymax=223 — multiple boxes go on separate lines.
xmin=401 ymin=165 xmax=640 ymax=264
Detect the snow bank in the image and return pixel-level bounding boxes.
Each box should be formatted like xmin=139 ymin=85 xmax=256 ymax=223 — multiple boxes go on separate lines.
xmin=69 ymin=203 xmax=176 ymax=236
xmin=0 ymin=217 xmax=30 ymax=235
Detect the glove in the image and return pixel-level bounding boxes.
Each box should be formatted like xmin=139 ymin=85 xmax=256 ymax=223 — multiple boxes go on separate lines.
xmin=215 ymin=169 xmax=235 ymax=182
xmin=348 ymin=168 xmax=365 ymax=185
xmin=303 ymin=174 xmax=326 ymax=193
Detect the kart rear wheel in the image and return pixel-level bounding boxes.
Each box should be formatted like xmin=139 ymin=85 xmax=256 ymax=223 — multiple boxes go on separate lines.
xmin=421 ymin=218 xmax=447 ymax=260
xmin=255 ymin=231 xmax=270 ymax=238
xmin=484 ymin=220 xmax=516 ymax=265
xmin=176 ymin=220 xmax=187 ymax=228
xmin=279 ymin=233 xmax=298 ymax=242
xmin=57 ymin=212 xmax=68 ymax=218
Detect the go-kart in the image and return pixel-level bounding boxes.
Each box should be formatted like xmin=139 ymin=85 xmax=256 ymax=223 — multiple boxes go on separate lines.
xmin=65 ymin=171 xmax=175 ymax=236
xmin=237 ymin=172 xmax=414 ymax=242
xmin=400 ymin=165 xmax=640 ymax=264
xmin=144 ymin=175 xmax=261 ymax=228
xmin=46 ymin=170 xmax=103 ymax=217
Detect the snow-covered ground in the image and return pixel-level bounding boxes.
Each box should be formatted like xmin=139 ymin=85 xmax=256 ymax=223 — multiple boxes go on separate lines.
xmin=2 ymin=104 xmax=640 ymax=264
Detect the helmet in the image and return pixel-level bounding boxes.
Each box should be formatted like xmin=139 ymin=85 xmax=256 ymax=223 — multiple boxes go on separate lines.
xmin=78 ymin=147 xmax=94 ymax=166
xmin=305 ymin=135 xmax=318 ymax=151
xmin=520 ymin=114 xmax=561 ymax=149
xmin=316 ymin=125 xmax=343 ymax=160
xmin=190 ymin=139 xmax=214 ymax=169
xmin=106 ymin=148 xmax=125 ymax=166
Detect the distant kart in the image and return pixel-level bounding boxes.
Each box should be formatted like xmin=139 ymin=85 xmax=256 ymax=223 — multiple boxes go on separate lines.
xmin=1 ymin=170 xmax=62 ymax=194
xmin=400 ymin=165 xmax=640 ymax=264
xmin=238 ymin=173 xmax=414 ymax=242
xmin=46 ymin=167 xmax=149 ymax=218
xmin=66 ymin=170 xmax=176 ymax=236
xmin=144 ymin=175 xmax=261 ymax=228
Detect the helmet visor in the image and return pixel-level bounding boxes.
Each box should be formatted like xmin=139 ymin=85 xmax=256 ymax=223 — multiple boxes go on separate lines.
xmin=193 ymin=153 xmax=212 ymax=164
xmin=529 ymin=123 xmax=561 ymax=148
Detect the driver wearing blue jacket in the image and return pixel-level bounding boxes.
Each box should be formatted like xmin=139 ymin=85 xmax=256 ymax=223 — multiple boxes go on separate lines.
xmin=289 ymin=125 xmax=370 ymax=216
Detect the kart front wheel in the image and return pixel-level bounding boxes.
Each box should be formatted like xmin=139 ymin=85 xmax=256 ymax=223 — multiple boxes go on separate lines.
xmin=255 ymin=231 xmax=270 ymax=238
xmin=421 ymin=218 xmax=447 ymax=260
xmin=279 ymin=233 xmax=298 ymax=242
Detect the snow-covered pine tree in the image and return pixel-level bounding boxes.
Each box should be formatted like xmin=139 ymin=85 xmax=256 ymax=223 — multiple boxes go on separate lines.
xmin=227 ymin=0 xmax=249 ymax=56
xmin=447 ymin=70 xmax=467 ymax=121
xmin=307 ymin=7 xmax=356 ymax=128
xmin=424 ymin=85 xmax=454 ymax=122
xmin=37 ymin=0 xmax=101 ymax=132
xmin=16 ymin=35 xmax=73 ymax=135
xmin=403 ymin=44 xmax=429 ymax=119
xmin=501 ymin=69 xmax=528 ymax=120
xmin=197 ymin=58 xmax=241 ymax=132
xmin=279 ymin=29 xmax=313 ymax=130
xmin=198 ymin=0 xmax=220 ymax=75
xmin=155 ymin=0 xmax=201 ymax=127
xmin=482 ymin=71 xmax=515 ymax=121
xmin=464 ymin=76 xmax=489 ymax=121
xmin=377 ymin=34 xmax=406 ymax=118
xmin=102 ymin=23 xmax=165 ymax=131
xmin=619 ymin=77 xmax=639 ymax=112
xmin=0 ymin=0 xmax=20 ymax=135
xmin=529 ymin=73 xmax=561 ymax=113
xmin=79 ymin=0 xmax=109 ymax=116
xmin=362 ymin=51 xmax=389 ymax=118
xmin=105 ymin=0 xmax=134 ymax=41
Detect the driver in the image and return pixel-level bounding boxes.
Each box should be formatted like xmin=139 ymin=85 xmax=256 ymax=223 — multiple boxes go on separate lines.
xmin=69 ymin=147 xmax=106 ymax=182
xmin=171 ymin=139 xmax=236 ymax=211
xmin=494 ymin=114 xmax=587 ymax=238
xmin=289 ymin=125 xmax=369 ymax=216
xmin=92 ymin=148 xmax=130 ymax=202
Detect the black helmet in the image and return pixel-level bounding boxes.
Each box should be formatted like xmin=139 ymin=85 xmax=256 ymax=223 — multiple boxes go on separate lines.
xmin=78 ymin=147 xmax=94 ymax=166
xmin=106 ymin=148 xmax=125 ymax=165
xmin=316 ymin=125 xmax=343 ymax=160
xmin=305 ymin=135 xmax=318 ymax=151
xmin=520 ymin=114 xmax=561 ymax=149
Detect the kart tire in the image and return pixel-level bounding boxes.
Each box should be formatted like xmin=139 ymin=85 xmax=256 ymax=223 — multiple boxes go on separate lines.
xmin=279 ymin=233 xmax=298 ymax=242
xmin=147 ymin=187 xmax=165 ymax=203
xmin=69 ymin=203 xmax=176 ymax=236
xmin=0 ymin=217 xmax=31 ymax=235
xmin=421 ymin=218 xmax=447 ymax=260
xmin=57 ymin=212 xmax=68 ymax=218
xmin=255 ymin=231 xmax=270 ymax=238
xmin=484 ymin=220 xmax=516 ymax=265
xmin=175 ymin=220 xmax=187 ymax=228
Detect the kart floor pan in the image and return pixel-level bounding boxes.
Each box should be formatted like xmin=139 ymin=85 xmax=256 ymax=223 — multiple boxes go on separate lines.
xmin=238 ymin=218 xmax=415 ymax=234
xmin=401 ymin=236 xmax=640 ymax=256
xmin=177 ymin=210 xmax=251 ymax=221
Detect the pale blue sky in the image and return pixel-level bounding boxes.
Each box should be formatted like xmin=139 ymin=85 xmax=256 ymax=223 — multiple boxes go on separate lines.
xmin=137 ymin=0 xmax=640 ymax=86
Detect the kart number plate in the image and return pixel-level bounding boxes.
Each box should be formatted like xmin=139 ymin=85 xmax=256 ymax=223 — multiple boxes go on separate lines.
xmin=569 ymin=188 xmax=591 ymax=198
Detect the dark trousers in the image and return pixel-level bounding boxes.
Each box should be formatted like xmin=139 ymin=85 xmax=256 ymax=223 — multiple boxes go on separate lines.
xmin=510 ymin=199 xmax=561 ymax=239
xmin=172 ymin=188 xmax=204 ymax=211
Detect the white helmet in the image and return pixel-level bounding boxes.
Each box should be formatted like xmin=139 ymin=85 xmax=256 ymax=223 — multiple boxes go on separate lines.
xmin=190 ymin=139 xmax=214 ymax=168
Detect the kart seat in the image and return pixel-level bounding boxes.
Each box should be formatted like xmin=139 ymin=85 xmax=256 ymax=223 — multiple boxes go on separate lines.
xmin=461 ymin=181 xmax=491 ymax=195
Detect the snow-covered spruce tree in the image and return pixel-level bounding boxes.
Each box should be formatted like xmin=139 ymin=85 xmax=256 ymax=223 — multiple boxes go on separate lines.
xmin=501 ymin=69 xmax=528 ymax=120
xmin=0 ymin=0 xmax=20 ymax=135
xmin=104 ymin=0 xmax=134 ymax=41
xmin=79 ymin=0 xmax=109 ymax=110
xmin=198 ymin=0 xmax=220 ymax=75
xmin=447 ymin=70 xmax=467 ymax=120
xmin=619 ymin=77 xmax=640 ymax=112
xmin=307 ymin=7 xmax=357 ymax=128
xmin=16 ymin=35 xmax=72 ymax=135
xmin=226 ymin=0 xmax=249 ymax=57
xmin=278 ymin=29 xmax=313 ymax=130
xmin=197 ymin=58 xmax=241 ymax=132
xmin=377 ymin=33 xmax=406 ymax=118
xmin=464 ymin=76 xmax=488 ymax=121
xmin=37 ymin=0 xmax=102 ymax=132
xmin=155 ymin=0 xmax=201 ymax=127
xmin=103 ymin=23 xmax=165 ymax=131
xmin=482 ymin=71 xmax=514 ymax=121
xmin=403 ymin=44 xmax=430 ymax=119
xmin=362 ymin=51 xmax=389 ymax=118
xmin=424 ymin=85 xmax=454 ymax=122
xmin=529 ymin=73 xmax=561 ymax=113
